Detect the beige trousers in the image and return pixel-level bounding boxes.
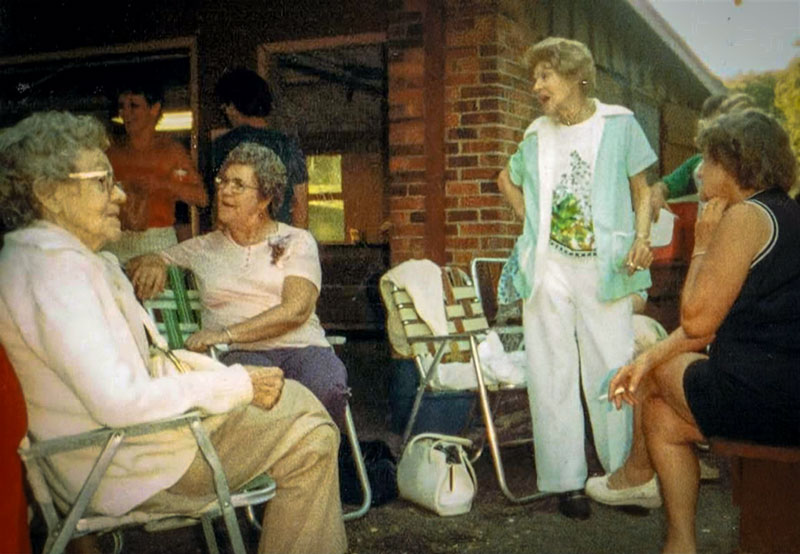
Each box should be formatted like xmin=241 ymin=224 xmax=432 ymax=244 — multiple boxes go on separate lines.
xmin=141 ymin=380 xmax=347 ymax=554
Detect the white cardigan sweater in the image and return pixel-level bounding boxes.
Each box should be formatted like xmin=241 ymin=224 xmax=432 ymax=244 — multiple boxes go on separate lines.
xmin=0 ymin=221 xmax=254 ymax=516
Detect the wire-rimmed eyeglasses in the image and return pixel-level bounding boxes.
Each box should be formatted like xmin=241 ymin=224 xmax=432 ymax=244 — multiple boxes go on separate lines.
xmin=214 ymin=176 xmax=260 ymax=195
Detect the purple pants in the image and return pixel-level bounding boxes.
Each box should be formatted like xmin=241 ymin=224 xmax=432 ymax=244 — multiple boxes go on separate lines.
xmin=220 ymin=346 xmax=349 ymax=429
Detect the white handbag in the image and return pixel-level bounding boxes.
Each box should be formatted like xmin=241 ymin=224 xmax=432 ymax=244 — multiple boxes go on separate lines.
xmin=397 ymin=433 xmax=477 ymax=516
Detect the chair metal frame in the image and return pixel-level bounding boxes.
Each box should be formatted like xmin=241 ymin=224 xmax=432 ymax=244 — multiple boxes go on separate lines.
xmin=388 ymin=264 xmax=551 ymax=504
xmin=144 ymin=265 xmax=371 ymax=521
xmin=19 ymin=411 xmax=275 ymax=554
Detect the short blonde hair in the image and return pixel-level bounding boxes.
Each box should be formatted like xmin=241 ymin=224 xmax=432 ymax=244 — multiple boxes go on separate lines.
xmin=524 ymin=37 xmax=596 ymax=95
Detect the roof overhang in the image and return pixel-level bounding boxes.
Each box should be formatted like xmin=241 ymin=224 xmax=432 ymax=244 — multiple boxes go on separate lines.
xmin=626 ymin=0 xmax=727 ymax=94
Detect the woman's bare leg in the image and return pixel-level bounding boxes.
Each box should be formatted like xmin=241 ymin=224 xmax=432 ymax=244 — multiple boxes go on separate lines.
xmin=645 ymin=353 xmax=705 ymax=553
xmin=608 ymin=376 xmax=655 ymax=488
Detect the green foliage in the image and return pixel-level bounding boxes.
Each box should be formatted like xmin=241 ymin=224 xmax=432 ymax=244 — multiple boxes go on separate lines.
xmin=774 ymin=60 xmax=800 ymax=160
xmin=728 ymin=72 xmax=783 ymax=119
xmin=774 ymin=58 xmax=800 ymax=197
xmin=728 ymin=58 xmax=800 ymax=196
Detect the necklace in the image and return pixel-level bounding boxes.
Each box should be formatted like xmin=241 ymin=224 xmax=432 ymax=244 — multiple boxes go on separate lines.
xmin=558 ymin=99 xmax=595 ymax=126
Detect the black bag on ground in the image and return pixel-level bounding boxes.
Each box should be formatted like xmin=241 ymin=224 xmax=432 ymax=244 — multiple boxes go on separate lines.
xmin=338 ymin=438 xmax=398 ymax=507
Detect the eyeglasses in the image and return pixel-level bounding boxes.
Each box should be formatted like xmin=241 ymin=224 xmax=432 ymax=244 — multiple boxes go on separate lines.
xmin=68 ymin=170 xmax=123 ymax=195
xmin=214 ymin=176 xmax=260 ymax=195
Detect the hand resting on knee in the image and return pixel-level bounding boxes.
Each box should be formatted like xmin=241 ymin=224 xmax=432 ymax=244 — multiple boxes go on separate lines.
xmin=246 ymin=366 xmax=285 ymax=410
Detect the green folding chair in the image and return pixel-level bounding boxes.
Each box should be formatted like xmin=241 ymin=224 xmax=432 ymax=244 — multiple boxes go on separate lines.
xmin=144 ymin=265 xmax=203 ymax=349
xmin=144 ymin=265 xmax=372 ymax=521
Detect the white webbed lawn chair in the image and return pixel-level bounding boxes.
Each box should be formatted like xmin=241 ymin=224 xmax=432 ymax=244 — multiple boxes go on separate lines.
xmin=380 ymin=259 xmax=550 ymax=503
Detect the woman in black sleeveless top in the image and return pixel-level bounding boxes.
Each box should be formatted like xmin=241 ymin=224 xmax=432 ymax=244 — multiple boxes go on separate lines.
xmin=585 ymin=109 xmax=799 ymax=553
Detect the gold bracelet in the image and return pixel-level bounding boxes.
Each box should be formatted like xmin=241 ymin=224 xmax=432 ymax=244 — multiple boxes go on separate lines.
xmin=223 ymin=326 xmax=234 ymax=343
xmin=691 ymin=250 xmax=707 ymax=259
xmin=635 ymin=234 xmax=651 ymax=244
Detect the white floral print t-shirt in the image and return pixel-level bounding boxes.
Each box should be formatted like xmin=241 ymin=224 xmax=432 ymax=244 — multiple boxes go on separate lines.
xmin=548 ymin=111 xmax=604 ymax=254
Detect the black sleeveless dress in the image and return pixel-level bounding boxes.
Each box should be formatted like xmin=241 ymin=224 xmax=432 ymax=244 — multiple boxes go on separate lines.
xmin=683 ymin=188 xmax=800 ymax=446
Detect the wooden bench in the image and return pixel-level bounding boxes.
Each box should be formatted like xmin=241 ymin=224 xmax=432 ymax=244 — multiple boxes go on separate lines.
xmin=711 ymin=439 xmax=800 ymax=553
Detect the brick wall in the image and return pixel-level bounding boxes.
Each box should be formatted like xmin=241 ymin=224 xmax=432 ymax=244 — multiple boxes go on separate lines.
xmin=387 ymin=3 xmax=427 ymax=264
xmin=387 ymin=0 xmax=534 ymax=268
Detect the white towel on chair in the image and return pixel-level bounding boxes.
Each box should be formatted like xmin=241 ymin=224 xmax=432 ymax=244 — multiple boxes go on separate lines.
xmin=383 ymin=259 xmax=448 ymax=336
xmin=427 ymin=331 xmax=527 ymax=390
xmin=478 ymin=331 xmax=526 ymax=385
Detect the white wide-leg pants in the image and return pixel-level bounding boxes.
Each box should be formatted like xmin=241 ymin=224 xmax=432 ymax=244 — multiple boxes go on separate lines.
xmin=523 ymin=248 xmax=634 ymax=493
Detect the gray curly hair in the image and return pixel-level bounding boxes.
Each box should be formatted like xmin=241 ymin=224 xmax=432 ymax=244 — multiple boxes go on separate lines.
xmin=220 ymin=142 xmax=287 ymax=219
xmin=0 ymin=111 xmax=109 ymax=232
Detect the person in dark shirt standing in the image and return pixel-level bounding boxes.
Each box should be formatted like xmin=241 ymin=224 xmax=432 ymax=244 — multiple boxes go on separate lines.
xmin=212 ymin=68 xmax=309 ymax=228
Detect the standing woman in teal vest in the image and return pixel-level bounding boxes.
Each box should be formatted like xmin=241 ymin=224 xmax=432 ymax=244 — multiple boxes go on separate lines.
xmin=497 ymin=37 xmax=657 ymax=520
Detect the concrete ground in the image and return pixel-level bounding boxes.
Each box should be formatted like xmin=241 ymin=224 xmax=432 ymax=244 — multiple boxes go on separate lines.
xmin=41 ymin=336 xmax=740 ymax=553
xmin=110 ymin=414 xmax=739 ymax=554
xmin=111 ymin=459 xmax=738 ymax=554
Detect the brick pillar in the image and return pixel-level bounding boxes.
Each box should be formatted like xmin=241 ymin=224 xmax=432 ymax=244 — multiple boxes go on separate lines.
xmin=387 ymin=2 xmax=427 ymax=265
xmin=387 ymin=1 xmax=534 ymax=268
xmin=444 ymin=4 xmax=534 ymax=267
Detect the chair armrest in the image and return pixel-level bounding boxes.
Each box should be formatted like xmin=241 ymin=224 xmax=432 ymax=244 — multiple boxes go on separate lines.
xmin=407 ymin=331 xmax=486 ymax=343
xmin=492 ymin=325 xmax=523 ymax=335
xmin=20 ymin=411 xmax=204 ymax=460
xmin=326 ymin=335 xmax=347 ymax=346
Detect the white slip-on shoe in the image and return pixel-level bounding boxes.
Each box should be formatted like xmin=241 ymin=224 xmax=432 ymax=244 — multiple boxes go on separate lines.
xmin=584 ymin=474 xmax=662 ymax=509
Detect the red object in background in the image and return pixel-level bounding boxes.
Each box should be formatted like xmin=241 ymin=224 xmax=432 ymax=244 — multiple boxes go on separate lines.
xmin=652 ymin=201 xmax=698 ymax=264
xmin=0 ymin=345 xmax=32 ymax=554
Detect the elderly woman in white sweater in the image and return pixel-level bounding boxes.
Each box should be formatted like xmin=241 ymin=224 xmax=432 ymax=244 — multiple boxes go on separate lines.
xmin=0 ymin=111 xmax=346 ymax=554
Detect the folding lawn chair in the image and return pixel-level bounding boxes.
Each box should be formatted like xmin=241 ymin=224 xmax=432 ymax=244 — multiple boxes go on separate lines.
xmin=19 ymin=409 xmax=275 ymax=554
xmin=145 ymin=265 xmax=372 ymax=521
xmin=380 ymin=259 xmax=551 ymax=503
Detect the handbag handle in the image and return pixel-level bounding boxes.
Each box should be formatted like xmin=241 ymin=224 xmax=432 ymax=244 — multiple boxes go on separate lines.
xmin=406 ymin=432 xmax=473 ymax=451
xmin=454 ymin=441 xmax=477 ymax=491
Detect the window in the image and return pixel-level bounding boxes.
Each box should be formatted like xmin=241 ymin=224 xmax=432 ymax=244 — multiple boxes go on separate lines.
xmin=307 ymin=154 xmax=345 ymax=243
xmin=258 ymin=36 xmax=387 ymax=245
